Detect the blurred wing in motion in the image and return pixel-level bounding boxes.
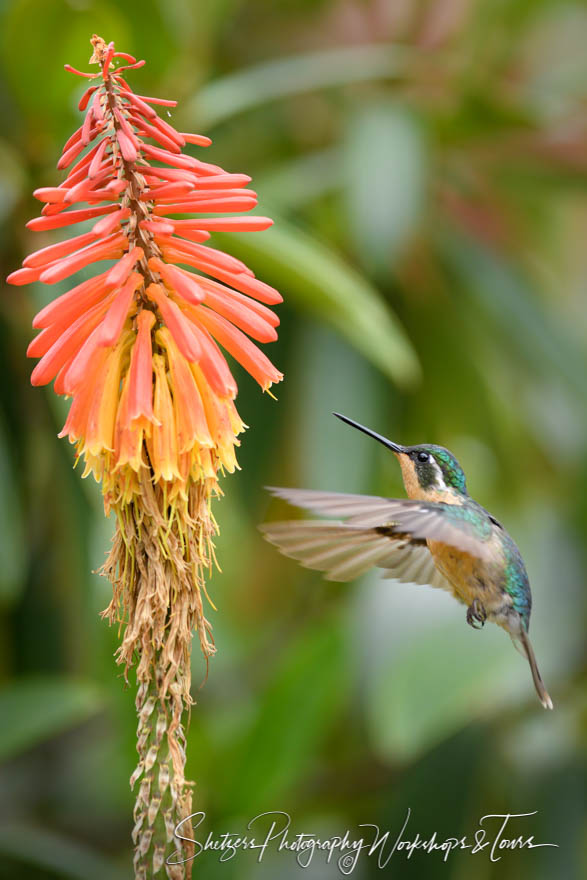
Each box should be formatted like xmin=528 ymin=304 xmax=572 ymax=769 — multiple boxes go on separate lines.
xmin=265 ymin=487 xmax=493 ymax=560
xmin=259 ymin=517 xmax=452 ymax=587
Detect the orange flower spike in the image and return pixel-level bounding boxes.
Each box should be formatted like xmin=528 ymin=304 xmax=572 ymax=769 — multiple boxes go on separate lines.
xmin=147 ymin=256 xmax=205 ymax=307
xmin=148 ymin=354 xmax=181 ymax=483
xmin=188 ymin=323 xmax=238 ymax=399
xmin=226 ymin=397 xmax=247 ymax=438
xmin=30 ymin=296 xmax=115 ymax=387
xmin=191 ymin=364 xmax=241 ymax=473
xmin=180 ymin=290 xmax=278 ymax=343
xmin=23 ymin=230 xmax=100 ymax=268
xmin=194 ymin=307 xmax=283 ymax=391
xmin=39 ymin=233 xmax=127 ymax=284
xmin=197 ymin=275 xmax=280 ymax=328
xmin=26 ymin=204 xmax=119 ymax=233
xmin=62 ymin=315 xmax=117 ymax=395
xmin=127 ymin=310 xmax=158 ymax=432
xmin=97 ymin=271 xmax=143 ymax=347
xmin=156 ymin=327 xmax=213 ymax=452
xmin=145 ymin=282 xmax=201 ymax=362
xmin=113 ymin=369 xmax=146 ymax=474
xmin=85 ymin=334 xmax=132 ymax=456
xmin=32 ymin=273 xmax=111 ymax=330
xmin=58 ymin=345 xmax=109 ymax=448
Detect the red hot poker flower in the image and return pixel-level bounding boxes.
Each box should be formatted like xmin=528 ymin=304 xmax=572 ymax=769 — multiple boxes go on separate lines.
xmin=9 ymin=34 xmax=282 ymax=512
xmin=7 ymin=35 xmax=284 ymax=880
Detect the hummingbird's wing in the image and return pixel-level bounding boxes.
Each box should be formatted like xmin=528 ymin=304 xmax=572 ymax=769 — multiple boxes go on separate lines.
xmin=266 ymin=487 xmax=398 ymax=520
xmin=265 ymin=487 xmax=494 ymax=561
xmin=259 ymin=518 xmax=451 ymax=586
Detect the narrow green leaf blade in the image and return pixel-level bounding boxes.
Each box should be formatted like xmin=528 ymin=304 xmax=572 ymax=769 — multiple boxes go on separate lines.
xmin=0 ymin=825 xmax=128 ymax=880
xmin=213 ymin=221 xmax=420 ymax=387
xmin=0 ymin=678 xmax=104 ymax=761
xmin=192 ymin=44 xmax=412 ymax=127
xmin=226 ymin=618 xmax=347 ymax=812
xmin=442 ymin=232 xmax=587 ymax=403
xmin=0 ymin=417 xmax=26 ymax=605
xmin=343 ymin=102 xmax=427 ymax=274
xmin=366 ymin=623 xmax=510 ymax=761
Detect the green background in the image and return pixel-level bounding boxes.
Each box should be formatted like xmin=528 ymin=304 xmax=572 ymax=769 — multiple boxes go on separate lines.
xmin=0 ymin=0 xmax=585 ymax=877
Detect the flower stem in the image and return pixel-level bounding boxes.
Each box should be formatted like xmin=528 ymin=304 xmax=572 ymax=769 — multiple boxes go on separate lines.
xmin=132 ymin=658 xmax=194 ymax=879
xmin=102 ymin=475 xmax=217 ymax=876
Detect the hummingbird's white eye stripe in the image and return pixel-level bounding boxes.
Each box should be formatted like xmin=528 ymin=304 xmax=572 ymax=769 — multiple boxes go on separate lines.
xmin=430 ymin=457 xmax=450 ymax=491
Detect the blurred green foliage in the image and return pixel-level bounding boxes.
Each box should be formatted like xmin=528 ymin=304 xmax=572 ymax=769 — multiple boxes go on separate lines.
xmin=0 ymin=1 xmax=586 ymax=878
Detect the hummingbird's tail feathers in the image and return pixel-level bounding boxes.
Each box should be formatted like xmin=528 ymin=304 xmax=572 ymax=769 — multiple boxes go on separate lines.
xmin=515 ymin=628 xmax=554 ymax=710
xmin=379 ymin=542 xmax=453 ymax=591
xmin=259 ymin=519 xmax=408 ymax=582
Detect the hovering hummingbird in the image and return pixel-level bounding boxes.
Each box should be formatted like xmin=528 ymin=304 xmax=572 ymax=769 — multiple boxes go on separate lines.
xmin=261 ymin=412 xmax=553 ymax=710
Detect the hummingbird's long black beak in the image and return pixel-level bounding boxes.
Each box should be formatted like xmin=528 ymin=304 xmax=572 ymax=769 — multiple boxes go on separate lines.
xmin=333 ymin=413 xmax=406 ymax=455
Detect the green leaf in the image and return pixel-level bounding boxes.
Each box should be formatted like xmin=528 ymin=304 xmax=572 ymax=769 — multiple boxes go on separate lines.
xmin=442 ymin=232 xmax=587 ymax=403
xmin=288 ymin=324 xmax=385 ymax=492
xmin=192 ymin=44 xmax=412 ymax=127
xmin=257 ymin=148 xmax=342 ymax=211
xmin=343 ymin=102 xmax=427 ymax=274
xmin=225 ymin=617 xmax=347 ymax=812
xmin=356 ymin=577 xmax=545 ymax=763
xmin=213 ymin=221 xmax=420 ymax=387
xmin=0 ymin=824 xmax=128 ymax=880
xmin=0 ymin=677 xmax=104 ymax=761
xmin=0 ymin=416 xmax=26 ymax=605
xmin=365 ymin=615 xmax=513 ymax=761
xmin=0 ymin=138 xmax=26 ymax=224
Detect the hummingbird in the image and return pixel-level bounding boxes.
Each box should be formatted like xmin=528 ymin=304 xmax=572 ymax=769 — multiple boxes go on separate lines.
xmin=260 ymin=412 xmax=553 ymax=710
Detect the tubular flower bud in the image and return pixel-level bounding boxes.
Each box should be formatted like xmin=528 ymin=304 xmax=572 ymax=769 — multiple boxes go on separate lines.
xmin=7 ymin=34 xmax=283 ymax=880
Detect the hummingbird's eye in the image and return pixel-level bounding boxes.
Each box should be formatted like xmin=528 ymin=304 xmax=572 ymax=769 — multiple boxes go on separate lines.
xmin=417 ymin=451 xmax=429 ymax=463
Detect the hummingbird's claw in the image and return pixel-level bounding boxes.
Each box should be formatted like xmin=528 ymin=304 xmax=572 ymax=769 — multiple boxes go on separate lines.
xmin=467 ymin=598 xmax=487 ymax=630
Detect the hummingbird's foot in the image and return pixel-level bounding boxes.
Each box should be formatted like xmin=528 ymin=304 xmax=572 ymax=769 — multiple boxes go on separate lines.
xmin=466 ymin=599 xmax=487 ymax=630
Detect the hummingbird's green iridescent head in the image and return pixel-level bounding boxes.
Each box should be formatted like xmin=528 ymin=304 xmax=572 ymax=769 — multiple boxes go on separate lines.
xmin=333 ymin=413 xmax=468 ymax=500
xmin=400 ymin=444 xmax=468 ymax=496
